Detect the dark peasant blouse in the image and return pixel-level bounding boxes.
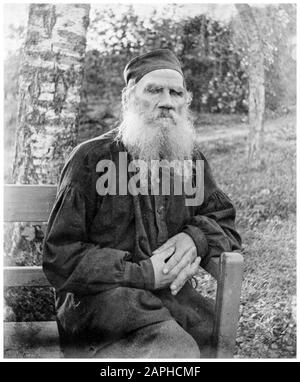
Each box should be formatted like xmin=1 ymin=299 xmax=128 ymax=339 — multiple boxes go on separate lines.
xmin=42 ymin=129 xmax=242 ymax=343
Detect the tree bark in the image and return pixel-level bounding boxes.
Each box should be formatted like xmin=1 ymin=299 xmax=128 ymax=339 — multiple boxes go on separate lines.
xmin=235 ymin=4 xmax=265 ymax=166
xmin=12 ymin=3 xmax=90 ymax=184
xmin=7 ymin=4 xmax=90 ymax=266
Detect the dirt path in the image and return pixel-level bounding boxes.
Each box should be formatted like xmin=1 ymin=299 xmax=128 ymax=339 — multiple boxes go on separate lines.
xmin=196 ymin=127 xmax=248 ymax=143
xmin=195 ymin=113 xmax=295 ymax=144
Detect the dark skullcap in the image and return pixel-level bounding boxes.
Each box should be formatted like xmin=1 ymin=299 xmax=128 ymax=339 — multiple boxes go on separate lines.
xmin=123 ymin=49 xmax=184 ymax=85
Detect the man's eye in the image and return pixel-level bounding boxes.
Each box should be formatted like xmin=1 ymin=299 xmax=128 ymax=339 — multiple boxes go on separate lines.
xmin=147 ymin=88 xmax=161 ymax=94
xmin=170 ymin=90 xmax=183 ymax=97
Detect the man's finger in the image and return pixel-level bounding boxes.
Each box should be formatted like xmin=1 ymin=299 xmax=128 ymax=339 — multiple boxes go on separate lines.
xmin=164 ymin=246 xmax=196 ymax=274
xmin=165 ymin=248 xmax=194 ymax=276
xmin=170 ymin=257 xmax=201 ymax=295
xmin=170 ymin=268 xmax=189 ymax=295
xmin=153 ymin=245 xmax=176 ymax=261
xmin=153 ymin=237 xmax=176 ymax=254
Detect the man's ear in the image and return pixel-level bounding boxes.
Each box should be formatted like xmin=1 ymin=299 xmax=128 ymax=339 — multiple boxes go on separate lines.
xmin=186 ymin=90 xmax=193 ymax=107
xmin=122 ymin=87 xmax=128 ymax=109
xmin=122 ymin=81 xmax=136 ymax=110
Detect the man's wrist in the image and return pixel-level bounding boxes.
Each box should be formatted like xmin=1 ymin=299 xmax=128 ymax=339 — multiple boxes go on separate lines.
xmin=181 ymin=225 xmax=208 ymax=259
xmin=139 ymin=258 xmax=156 ymax=290
xmin=123 ymin=257 xmax=155 ymax=290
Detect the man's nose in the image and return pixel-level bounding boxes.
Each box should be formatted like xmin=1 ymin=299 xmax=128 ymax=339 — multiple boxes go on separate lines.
xmin=158 ymin=91 xmax=175 ymax=110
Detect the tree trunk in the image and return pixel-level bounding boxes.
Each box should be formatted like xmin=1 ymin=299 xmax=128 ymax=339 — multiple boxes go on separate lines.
xmin=7 ymin=4 xmax=90 ymax=266
xmin=235 ymin=4 xmax=265 ymax=167
xmin=12 ymin=3 xmax=90 ymax=184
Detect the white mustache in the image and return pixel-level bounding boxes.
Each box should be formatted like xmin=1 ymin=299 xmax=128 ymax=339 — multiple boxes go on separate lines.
xmin=157 ymin=109 xmax=175 ymax=120
xmin=117 ymin=105 xmax=195 ymax=162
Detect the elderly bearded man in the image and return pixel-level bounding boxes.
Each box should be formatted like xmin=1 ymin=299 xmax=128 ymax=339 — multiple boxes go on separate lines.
xmin=43 ymin=49 xmax=241 ymax=358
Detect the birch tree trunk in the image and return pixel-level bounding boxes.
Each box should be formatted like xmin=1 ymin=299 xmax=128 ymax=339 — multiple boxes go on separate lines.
xmin=7 ymin=4 xmax=90 ymax=265
xmin=235 ymin=4 xmax=265 ymax=167
xmin=12 ymin=3 xmax=90 ymax=184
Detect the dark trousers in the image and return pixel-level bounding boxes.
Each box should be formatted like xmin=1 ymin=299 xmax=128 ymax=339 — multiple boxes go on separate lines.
xmin=57 ymin=285 xmax=214 ymax=358
xmin=62 ymin=319 xmax=201 ymax=358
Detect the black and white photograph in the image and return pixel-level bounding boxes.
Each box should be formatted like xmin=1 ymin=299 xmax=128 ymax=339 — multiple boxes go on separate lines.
xmin=2 ymin=1 xmax=297 ymax=361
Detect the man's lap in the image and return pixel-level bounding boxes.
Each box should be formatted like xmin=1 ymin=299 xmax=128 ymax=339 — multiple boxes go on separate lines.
xmin=57 ymin=287 xmax=172 ymax=341
xmin=62 ymin=319 xmax=200 ymax=358
xmin=56 ymin=284 xmax=214 ymax=357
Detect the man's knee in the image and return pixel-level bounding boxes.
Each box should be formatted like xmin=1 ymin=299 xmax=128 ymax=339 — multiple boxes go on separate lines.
xmin=88 ymin=320 xmax=200 ymax=359
xmin=143 ymin=320 xmax=200 ymax=358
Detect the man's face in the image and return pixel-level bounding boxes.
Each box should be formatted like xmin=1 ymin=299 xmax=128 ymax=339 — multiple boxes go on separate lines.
xmin=133 ymin=69 xmax=187 ymax=125
xmin=118 ymin=68 xmax=194 ymax=164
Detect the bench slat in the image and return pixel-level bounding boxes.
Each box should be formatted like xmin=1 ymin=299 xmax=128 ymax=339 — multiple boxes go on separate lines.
xmin=4 ymin=266 xmax=50 ymax=287
xmin=4 ymin=185 xmax=57 ymax=222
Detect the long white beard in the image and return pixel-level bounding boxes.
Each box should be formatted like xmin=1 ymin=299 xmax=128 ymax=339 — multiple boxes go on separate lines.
xmin=116 ymin=105 xmax=195 ymax=163
xmin=115 ymin=104 xmax=196 ymax=185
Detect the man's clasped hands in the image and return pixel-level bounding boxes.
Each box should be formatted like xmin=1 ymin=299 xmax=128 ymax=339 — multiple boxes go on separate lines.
xmin=150 ymin=232 xmax=200 ymax=295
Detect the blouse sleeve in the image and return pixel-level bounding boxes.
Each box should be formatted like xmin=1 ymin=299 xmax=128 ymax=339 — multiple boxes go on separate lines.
xmin=43 ymin=184 xmax=155 ymax=296
xmin=182 ymin=152 xmax=242 ymax=268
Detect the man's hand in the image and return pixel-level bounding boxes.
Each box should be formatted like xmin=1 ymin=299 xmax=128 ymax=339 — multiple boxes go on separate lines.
xmin=151 ymin=233 xmax=200 ymax=295
xmin=150 ymin=246 xmax=177 ymax=290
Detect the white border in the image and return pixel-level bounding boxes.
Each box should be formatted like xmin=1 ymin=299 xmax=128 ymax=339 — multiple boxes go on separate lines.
xmin=0 ymin=0 xmax=298 ymax=363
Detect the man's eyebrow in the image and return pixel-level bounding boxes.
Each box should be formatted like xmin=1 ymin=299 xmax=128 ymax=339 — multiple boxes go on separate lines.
xmin=144 ymin=83 xmax=163 ymax=89
xmin=171 ymin=86 xmax=185 ymax=92
xmin=144 ymin=83 xmax=185 ymax=91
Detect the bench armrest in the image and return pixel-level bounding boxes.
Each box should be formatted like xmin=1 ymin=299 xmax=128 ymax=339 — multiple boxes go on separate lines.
xmin=202 ymin=252 xmax=244 ymax=358
xmin=202 ymin=257 xmax=219 ymax=279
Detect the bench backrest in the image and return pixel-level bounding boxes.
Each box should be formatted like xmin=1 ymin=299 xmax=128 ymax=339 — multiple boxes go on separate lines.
xmin=4 ymin=185 xmax=57 ymax=222
xmin=4 ymin=185 xmax=57 ymax=288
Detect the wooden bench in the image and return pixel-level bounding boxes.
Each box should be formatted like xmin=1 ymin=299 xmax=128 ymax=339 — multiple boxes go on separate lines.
xmin=4 ymin=184 xmax=244 ymax=358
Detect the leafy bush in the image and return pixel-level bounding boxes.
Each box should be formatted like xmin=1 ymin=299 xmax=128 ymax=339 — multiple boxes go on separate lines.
xmin=79 ymin=9 xmax=250 ymax=139
xmin=180 ymin=16 xmax=248 ymax=113
xmin=5 ymin=287 xmax=55 ymax=322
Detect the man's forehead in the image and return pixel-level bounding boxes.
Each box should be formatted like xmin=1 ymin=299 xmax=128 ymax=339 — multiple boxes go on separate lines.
xmin=137 ymin=69 xmax=184 ymax=89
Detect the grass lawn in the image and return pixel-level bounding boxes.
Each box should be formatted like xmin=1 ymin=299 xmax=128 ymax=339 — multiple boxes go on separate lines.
xmin=196 ymin=112 xmax=296 ymax=358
